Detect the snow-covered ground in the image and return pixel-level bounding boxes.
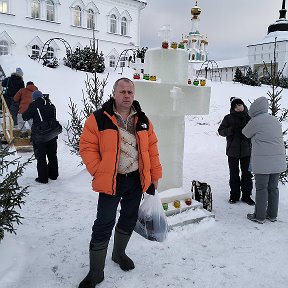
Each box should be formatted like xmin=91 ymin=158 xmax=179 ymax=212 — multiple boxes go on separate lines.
xmin=0 ymin=56 xmax=288 ymax=288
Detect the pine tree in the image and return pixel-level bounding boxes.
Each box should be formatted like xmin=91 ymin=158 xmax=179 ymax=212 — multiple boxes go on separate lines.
xmin=65 ymin=71 xmax=109 ymax=158
xmin=233 ymin=67 xmax=243 ymax=83
xmin=263 ymin=37 xmax=288 ymax=184
xmin=0 ymin=146 xmax=32 ymax=242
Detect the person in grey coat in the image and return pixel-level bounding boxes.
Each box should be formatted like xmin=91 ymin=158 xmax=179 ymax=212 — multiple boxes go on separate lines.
xmin=242 ymin=96 xmax=286 ymax=224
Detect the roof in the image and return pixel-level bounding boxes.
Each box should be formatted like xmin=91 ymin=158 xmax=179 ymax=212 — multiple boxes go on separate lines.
xmin=193 ymin=57 xmax=249 ymax=70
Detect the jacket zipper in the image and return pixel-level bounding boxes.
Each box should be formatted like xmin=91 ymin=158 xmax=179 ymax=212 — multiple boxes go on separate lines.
xmin=104 ymin=111 xmax=119 ymax=195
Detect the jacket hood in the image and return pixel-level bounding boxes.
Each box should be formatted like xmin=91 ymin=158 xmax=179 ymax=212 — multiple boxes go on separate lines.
xmin=34 ymin=96 xmax=51 ymax=106
xmin=11 ymin=72 xmax=23 ymax=79
xmin=26 ymin=84 xmax=38 ymax=92
xmin=249 ymin=97 xmax=269 ymax=118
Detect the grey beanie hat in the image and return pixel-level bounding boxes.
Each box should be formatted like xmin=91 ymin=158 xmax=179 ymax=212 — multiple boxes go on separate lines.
xmin=16 ymin=67 xmax=23 ymax=76
xmin=32 ymin=90 xmax=43 ymax=101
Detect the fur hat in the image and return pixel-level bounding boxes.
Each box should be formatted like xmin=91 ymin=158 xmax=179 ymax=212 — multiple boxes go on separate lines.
xmin=16 ymin=67 xmax=23 ymax=77
xmin=32 ymin=90 xmax=43 ymax=101
xmin=230 ymin=97 xmax=244 ymax=109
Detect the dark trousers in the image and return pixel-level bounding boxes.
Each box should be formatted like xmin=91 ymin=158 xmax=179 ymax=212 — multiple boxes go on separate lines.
xmin=91 ymin=171 xmax=143 ymax=243
xmin=4 ymin=95 xmax=18 ymax=126
xmin=33 ymin=137 xmax=58 ymax=181
xmin=228 ymin=156 xmax=253 ymax=200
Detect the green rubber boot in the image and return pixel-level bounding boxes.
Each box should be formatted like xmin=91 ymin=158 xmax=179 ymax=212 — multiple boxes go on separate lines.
xmin=78 ymin=240 xmax=109 ymax=288
xmin=112 ymin=226 xmax=135 ymax=271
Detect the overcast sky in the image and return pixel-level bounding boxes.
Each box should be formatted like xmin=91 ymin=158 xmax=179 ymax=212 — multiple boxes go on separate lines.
xmin=140 ymin=0 xmax=283 ymax=60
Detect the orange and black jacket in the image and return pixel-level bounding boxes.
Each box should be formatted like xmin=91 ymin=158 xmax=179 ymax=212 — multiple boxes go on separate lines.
xmin=80 ymin=98 xmax=162 ymax=195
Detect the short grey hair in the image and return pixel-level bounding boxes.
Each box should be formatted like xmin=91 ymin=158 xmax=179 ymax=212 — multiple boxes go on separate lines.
xmin=113 ymin=77 xmax=134 ymax=93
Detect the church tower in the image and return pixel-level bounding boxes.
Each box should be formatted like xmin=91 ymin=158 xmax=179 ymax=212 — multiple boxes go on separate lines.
xmin=185 ymin=1 xmax=208 ymax=62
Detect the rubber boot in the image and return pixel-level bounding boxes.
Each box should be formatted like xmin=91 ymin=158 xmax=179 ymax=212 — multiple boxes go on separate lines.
xmin=112 ymin=226 xmax=135 ymax=271
xmin=78 ymin=240 xmax=109 ymax=288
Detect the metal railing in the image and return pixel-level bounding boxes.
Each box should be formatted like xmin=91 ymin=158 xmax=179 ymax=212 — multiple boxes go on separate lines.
xmin=0 ymin=85 xmax=14 ymax=144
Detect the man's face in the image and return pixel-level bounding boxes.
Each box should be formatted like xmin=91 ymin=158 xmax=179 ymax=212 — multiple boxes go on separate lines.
xmin=234 ymin=104 xmax=244 ymax=112
xmin=113 ymin=80 xmax=135 ymax=110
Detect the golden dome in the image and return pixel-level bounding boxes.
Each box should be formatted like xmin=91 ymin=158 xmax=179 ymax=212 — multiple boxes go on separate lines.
xmin=191 ymin=1 xmax=201 ymax=16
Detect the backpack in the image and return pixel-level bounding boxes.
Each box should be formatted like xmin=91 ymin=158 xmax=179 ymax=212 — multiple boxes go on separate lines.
xmin=191 ymin=180 xmax=213 ymax=212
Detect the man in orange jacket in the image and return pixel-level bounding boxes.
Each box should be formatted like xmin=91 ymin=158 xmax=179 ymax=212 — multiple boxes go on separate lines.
xmin=14 ymin=81 xmax=38 ymax=133
xmin=79 ymin=77 xmax=162 ymax=288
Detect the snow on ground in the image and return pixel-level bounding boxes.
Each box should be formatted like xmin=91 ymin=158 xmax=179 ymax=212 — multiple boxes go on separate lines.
xmin=0 ymin=56 xmax=288 ymax=288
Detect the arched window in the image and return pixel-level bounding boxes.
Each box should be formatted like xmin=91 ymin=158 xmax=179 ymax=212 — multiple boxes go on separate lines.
xmin=46 ymin=0 xmax=55 ymax=21
xmin=32 ymin=44 xmax=40 ymax=58
xmin=31 ymin=0 xmax=40 ymax=18
xmin=110 ymin=14 xmax=117 ymax=33
xmin=192 ymin=54 xmax=195 ymax=60
xmin=121 ymin=17 xmax=127 ymax=36
xmin=0 ymin=0 xmax=8 ymax=13
xmin=87 ymin=9 xmax=94 ymax=29
xmin=109 ymin=55 xmax=116 ymax=68
xmin=73 ymin=6 xmax=81 ymax=26
xmin=0 ymin=40 xmax=9 ymax=55
xmin=46 ymin=47 xmax=54 ymax=59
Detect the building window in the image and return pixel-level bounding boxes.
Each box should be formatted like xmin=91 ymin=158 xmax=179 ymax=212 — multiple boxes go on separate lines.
xmin=87 ymin=9 xmax=94 ymax=29
xmin=32 ymin=44 xmax=40 ymax=58
xmin=0 ymin=40 xmax=8 ymax=55
xmin=0 ymin=0 xmax=8 ymax=13
xmin=121 ymin=17 xmax=127 ymax=35
xmin=120 ymin=56 xmax=126 ymax=68
xmin=46 ymin=47 xmax=54 ymax=59
xmin=110 ymin=14 xmax=117 ymax=33
xmin=32 ymin=0 xmax=40 ymax=18
xmin=74 ymin=6 xmax=81 ymax=26
xmin=109 ymin=55 xmax=116 ymax=68
xmin=46 ymin=0 xmax=55 ymax=21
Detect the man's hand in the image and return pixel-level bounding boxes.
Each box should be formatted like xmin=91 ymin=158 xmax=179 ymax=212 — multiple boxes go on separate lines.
xmin=146 ymin=183 xmax=155 ymax=195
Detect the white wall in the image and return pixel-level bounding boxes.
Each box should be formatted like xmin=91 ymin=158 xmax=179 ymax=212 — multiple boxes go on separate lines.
xmin=0 ymin=0 xmax=145 ymax=66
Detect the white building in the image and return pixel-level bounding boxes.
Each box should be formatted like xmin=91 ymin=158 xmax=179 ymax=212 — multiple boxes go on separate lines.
xmin=0 ymin=0 xmax=146 ymax=68
xmin=197 ymin=0 xmax=288 ymax=82
xmin=247 ymin=0 xmax=288 ymax=77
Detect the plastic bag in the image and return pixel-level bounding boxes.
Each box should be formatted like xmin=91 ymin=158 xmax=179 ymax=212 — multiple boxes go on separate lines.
xmin=134 ymin=191 xmax=168 ymax=242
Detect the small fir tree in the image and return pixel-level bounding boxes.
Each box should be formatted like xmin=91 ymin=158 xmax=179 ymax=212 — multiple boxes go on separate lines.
xmin=0 ymin=146 xmax=32 ymax=242
xmin=263 ymin=37 xmax=288 ymax=183
xmin=65 ymin=72 xmax=109 ymax=158
xmin=233 ymin=67 xmax=244 ymax=83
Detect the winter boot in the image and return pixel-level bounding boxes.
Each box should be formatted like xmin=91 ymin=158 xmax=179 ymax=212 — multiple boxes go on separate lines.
xmin=241 ymin=196 xmax=255 ymax=206
xmin=112 ymin=226 xmax=135 ymax=271
xmin=78 ymin=240 xmax=109 ymax=288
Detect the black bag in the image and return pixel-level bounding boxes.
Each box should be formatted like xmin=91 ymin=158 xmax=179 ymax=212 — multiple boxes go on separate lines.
xmin=191 ymin=180 xmax=212 ymax=212
xmin=33 ymin=108 xmax=62 ymax=144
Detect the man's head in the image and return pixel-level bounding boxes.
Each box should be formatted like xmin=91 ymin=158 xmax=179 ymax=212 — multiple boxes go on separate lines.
xmin=230 ymin=97 xmax=244 ymax=112
xmin=113 ymin=78 xmax=135 ymax=111
xmin=26 ymin=81 xmax=34 ymax=86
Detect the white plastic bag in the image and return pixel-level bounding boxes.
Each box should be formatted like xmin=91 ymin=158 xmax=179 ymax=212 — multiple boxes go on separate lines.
xmin=134 ymin=191 xmax=168 ymax=242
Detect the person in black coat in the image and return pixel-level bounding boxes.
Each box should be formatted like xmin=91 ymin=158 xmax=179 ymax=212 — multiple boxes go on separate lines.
xmin=22 ymin=90 xmax=59 ymax=183
xmin=2 ymin=68 xmax=25 ymax=127
xmin=218 ymin=97 xmax=254 ymax=205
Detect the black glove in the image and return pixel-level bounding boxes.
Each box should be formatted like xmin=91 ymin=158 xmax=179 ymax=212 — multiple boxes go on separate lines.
xmin=146 ymin=183 xmax=155 ymax=195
